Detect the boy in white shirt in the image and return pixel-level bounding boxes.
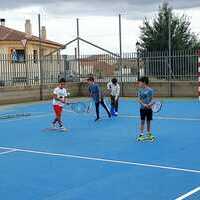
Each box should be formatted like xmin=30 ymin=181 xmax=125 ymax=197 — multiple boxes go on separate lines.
xmin=52 ymin=78 xmax=69 ymax=130
xmin=107 ymin=78 xmax=120 ymax=116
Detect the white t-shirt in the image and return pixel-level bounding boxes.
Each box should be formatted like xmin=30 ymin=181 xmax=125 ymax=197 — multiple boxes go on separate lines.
xmin=107 ymin=82 xmax=120 ymax=98
xmin=53 ymin=87 xmax=68 ymax=107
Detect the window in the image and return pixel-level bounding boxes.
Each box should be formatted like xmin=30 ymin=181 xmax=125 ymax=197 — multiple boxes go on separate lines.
xmin=11 ymin=49 xmax=25 ymax=63
xmin=33 ymin=50 xmax=38 ymax=64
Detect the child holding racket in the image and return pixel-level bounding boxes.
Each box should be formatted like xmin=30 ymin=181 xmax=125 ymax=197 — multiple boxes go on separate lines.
xmin=137 ymin=76 xmax=155 ymax=141
xmin=87 ymin=77 xmax=111 ymax=121
xmin=107 ymin=78 xmax=120 ymax=116
xmin=52 ymin=78 xmax=69 ymax=130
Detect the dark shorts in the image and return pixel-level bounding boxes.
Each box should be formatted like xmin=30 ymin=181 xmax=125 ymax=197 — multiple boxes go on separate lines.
xmin=140 ymin=108 xmax=153 ymax=121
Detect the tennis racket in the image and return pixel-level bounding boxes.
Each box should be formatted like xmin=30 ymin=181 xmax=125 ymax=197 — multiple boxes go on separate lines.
xmin=65 ymin=101 xmax=92 ymax=113
xmin=151 ymin=100 xmax=162 ymax=113
xmin=86 ymin=101 xmax=93 ymax=113
xmin=104 ymin=97 xmax=111 ymax=110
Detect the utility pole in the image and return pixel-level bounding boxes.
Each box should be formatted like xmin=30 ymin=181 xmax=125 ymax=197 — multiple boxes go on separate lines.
xmin=168 ymin=12 xmax=173 ymax=97
xmin=38 ymin=14 xmax=43 ymax=100
xmin=77 ymin=18 xmax=81 ymax=81
xmin=119 ymin=14 xmax=123 ymax=96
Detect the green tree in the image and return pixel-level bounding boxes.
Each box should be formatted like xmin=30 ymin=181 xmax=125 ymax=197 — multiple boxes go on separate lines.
xmin=139 ymin=2 xmax=200 ymax=51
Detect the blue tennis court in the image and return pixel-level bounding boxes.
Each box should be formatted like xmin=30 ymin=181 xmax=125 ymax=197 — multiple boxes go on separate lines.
xmin=0 ymin=98 xmax=200 ymax=200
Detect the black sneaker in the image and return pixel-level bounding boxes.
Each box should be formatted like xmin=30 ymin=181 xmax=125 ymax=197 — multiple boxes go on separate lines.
xmin=95 ymin=117 xmax=100 ymax=122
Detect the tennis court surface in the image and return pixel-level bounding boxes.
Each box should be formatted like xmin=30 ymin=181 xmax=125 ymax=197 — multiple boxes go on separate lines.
xmin=0 ymin=98 xmax=200 ymax=200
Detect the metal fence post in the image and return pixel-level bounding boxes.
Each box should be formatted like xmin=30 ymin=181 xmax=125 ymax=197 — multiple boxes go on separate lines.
xmin=197 ymin=50 xmax=200 ymax=101
xmin=136 ymin=42 xmax=140 ymax=80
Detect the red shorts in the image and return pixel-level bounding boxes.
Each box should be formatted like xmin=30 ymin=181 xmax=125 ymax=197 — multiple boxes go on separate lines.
xmin=53 ymin=105 xmax=63 ymax=117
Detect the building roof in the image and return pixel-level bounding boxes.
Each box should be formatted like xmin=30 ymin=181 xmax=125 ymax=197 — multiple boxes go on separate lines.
xmin=0 ymin=25 xmax=64 ymax=48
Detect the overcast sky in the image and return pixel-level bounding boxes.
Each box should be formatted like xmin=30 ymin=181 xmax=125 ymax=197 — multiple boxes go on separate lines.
xmin=1 ymin=0 xmax=200 ymax=54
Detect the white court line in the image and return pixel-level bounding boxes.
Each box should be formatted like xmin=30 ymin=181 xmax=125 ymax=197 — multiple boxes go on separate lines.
xmin=63 ymin=109 xmax=200 ymax=122
xmin=0 ymin=146 xmax=200 ymax=175
xmin=63 ymin=109 xmax=200 ymax=121
xmin=1 ymin=109 xmax=198 ymax=123
xmin=119 ymin=114 xmax=200 ymax=121
xmin=0 ymin=149 xmax=17 ymax=155
xmin=175 ymin=186 xmax=200 ymax=200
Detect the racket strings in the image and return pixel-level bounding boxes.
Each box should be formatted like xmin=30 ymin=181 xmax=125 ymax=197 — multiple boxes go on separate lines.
xmin=70 ymin=102 xmax=87 ymax=113
xmin=152 ymin=101 xmax=162 ymax=113
xmin=67 ymin=101 xmax=93 ymax=113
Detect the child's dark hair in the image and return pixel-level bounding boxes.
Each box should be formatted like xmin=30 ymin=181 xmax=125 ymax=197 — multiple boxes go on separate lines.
xmin=138 ymin=76 xmax=149 ymax=85
xmin=111 ymin=78 xmax=118 ymax=85
xmin=59 ymin=78 xmax=66 ymax=83
xmin=87 ymin=76 xmax=94 ymax=82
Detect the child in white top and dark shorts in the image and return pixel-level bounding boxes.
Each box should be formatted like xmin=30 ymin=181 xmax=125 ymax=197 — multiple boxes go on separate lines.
xmin=107 ymin=78 xmax=120 ymax=116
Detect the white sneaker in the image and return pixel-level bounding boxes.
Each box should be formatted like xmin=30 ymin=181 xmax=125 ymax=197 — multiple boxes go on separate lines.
xmin=52 ymin=123 xmax=56 ymax=128
xmin=112 ymin=112 xmax=118 ymax=116
xmin=59 ymin=126 xmax=67 ymax=131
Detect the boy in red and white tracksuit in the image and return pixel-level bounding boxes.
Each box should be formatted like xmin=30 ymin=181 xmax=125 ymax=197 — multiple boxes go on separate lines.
xmin=52 ymin=78 xmax=69 ymax=130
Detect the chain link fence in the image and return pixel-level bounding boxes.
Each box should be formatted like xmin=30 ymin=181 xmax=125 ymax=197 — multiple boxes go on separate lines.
xmin=0 ymin=50 xmax=198 ymax=87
